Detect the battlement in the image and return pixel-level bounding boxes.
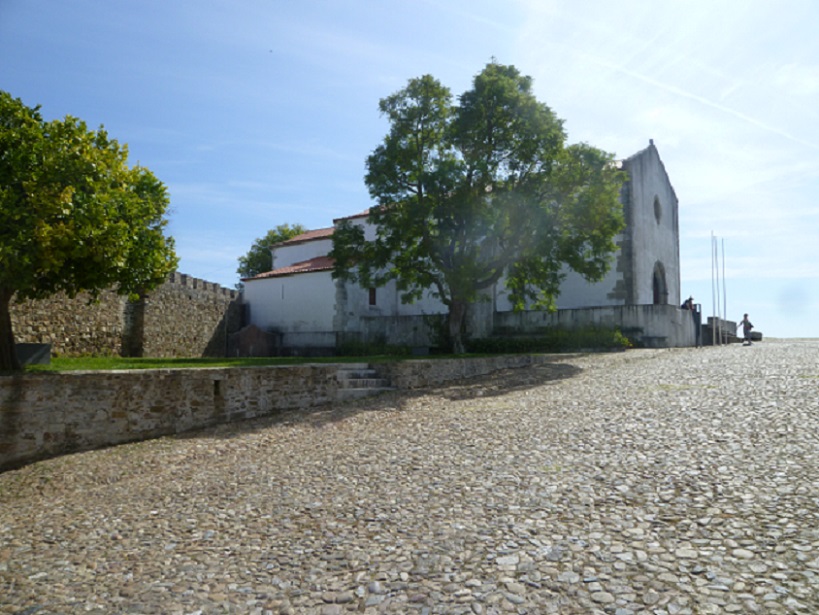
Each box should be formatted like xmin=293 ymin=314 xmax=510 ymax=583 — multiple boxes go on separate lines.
xmin=166 ymin=272 xmax=238 ymax=299
xmin=11 ymin=271 xmax=242 ymax=358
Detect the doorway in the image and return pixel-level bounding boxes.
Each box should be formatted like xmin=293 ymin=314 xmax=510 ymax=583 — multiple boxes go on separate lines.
xmin=652 ymin=262 xmax=668 ymax=305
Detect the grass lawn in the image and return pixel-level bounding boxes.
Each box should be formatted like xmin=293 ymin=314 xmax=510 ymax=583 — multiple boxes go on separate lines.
xmin=22 ymin=350 xmax=484 ymax=372
xmin=25 ymin=355 xmax=405 ymax=372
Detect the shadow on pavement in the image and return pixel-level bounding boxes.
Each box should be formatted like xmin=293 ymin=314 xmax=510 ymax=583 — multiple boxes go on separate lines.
xmin=188 ymin=359 xmax=584 ymax=438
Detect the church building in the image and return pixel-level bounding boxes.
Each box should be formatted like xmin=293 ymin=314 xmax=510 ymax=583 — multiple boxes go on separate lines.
xmin=242 ymin=141 xmax=696 ymax=351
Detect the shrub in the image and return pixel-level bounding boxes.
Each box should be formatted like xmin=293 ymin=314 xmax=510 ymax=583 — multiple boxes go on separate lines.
xmin=466 ymin=326 xmax=632 ymax=354
xmin=336 ymin=340 xmax=411 ymax=357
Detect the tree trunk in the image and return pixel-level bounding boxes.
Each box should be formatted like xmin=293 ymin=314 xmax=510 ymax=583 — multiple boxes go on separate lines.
xmin=0 ymin=288 xmax=22 ymax=371
xmin=448 ymin=299 xmax=467 ymax=355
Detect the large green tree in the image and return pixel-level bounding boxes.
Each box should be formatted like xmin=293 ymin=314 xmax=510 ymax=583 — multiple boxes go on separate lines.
xmin=0 ymin=91 xmax=178 ymax=371
xmin=331 ymin=63 xmax=626 ymax=353
xmin=236 ymin=223 xmax=307 ymax=281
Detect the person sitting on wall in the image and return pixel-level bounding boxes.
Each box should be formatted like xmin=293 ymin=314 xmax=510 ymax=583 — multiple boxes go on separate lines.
xmin=680 ymin=296 xmax=702 ymax=346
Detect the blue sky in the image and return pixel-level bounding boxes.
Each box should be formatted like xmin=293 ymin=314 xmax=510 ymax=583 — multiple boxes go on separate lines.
xmin=2 ymin=0 xmax=818 ymax=338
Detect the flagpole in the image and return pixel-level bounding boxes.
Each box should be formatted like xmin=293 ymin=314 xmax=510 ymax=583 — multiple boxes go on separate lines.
xmin=722 ymin=238 xmax=727 ymax=340
xmin=711 ymin=233 xmax=717 ymax=346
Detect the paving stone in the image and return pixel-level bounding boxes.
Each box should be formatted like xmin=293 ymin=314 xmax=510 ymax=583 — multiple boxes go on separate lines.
xmin=1 ymin=341 xmax=818 ymax=613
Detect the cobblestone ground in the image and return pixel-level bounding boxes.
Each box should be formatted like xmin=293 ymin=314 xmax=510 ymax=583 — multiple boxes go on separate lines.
xmin=1 ymin=341 xmax=818 ymax=614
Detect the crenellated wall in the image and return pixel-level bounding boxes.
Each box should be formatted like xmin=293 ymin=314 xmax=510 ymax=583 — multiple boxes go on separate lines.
xmin=10 ymin=273 xmax=241 ymax=358
xmin=140 ymin=273 xmax=242 ymax=358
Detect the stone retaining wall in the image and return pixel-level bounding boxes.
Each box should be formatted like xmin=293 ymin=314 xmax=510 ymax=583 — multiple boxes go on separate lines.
xmin=378 ymin=354 xmax=550 ymax=389
xmin=10 ymin=272 xmax=240 ymax=358
xmin=0 ymin=355 xmax=553 ymax=472
xmin=494 ymin=304 xmax=697 ymax=348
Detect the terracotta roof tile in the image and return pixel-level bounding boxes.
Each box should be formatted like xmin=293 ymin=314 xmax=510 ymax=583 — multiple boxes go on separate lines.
xmin=274 ymin=227 xmax=334 ymax=247
xmin=244 ymin=255 xmax=335 ymax=281
xmin=333 ymin=208 xmax=374 ymax=223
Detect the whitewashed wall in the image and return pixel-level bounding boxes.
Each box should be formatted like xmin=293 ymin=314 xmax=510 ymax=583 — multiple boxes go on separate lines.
xmin=625 ymin=144 xmax=680 ymax=307
xmin=493 ymin=254 xmax=625 ymax=312
xmin=243 ymin=271 xmax=335 ymax=333
xmin=336 ymin=215 xmax=450 ymax=323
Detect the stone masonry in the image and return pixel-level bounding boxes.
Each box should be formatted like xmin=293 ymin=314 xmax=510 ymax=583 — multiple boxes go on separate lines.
xmin=0 ymin=340 xmax=816 ymax=614
xmin=0 ymin=355 xmax=552 ymax=472
xmin=10 ymin=272 xmax=240 ymax=358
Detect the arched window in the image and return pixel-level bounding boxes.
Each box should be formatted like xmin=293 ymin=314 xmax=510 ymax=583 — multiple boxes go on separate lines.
xmin=652 ymin=261 xmax=668 ymax=305
xmin=653 ymin=195 xmax=662 ymax=224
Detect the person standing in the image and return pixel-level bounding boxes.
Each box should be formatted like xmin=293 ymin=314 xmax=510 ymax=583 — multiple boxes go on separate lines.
xmin=738 ymin=313 xmax=754 ymax=345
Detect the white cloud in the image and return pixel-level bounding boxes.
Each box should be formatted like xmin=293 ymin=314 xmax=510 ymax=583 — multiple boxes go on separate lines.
xmin=773 ymin=63 xmax=819 ymax=97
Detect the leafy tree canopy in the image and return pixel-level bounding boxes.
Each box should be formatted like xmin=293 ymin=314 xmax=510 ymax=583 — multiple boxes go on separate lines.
xmin=0 ymin=91 xmax=178 ymax=370
xmin=331 ymin=62 xmax=626 ymax=353
xmin=236 ymin=223 xmax=307 ymax=281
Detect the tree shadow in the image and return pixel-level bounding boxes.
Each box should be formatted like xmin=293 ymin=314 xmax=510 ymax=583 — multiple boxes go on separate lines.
xmin=0 ymin=359 xmax=585 ymax=490
xmin=422 ymin=361 xmax=582 ymax=402
xmin=186 ymin=359 xmax=584 ymax=439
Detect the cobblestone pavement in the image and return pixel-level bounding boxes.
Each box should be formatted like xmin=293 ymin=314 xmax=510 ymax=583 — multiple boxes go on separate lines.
xmin=1 ymin=341 xmax=818 ymax=614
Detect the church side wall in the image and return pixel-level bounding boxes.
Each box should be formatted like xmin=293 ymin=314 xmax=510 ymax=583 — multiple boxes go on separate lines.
xmin=244 ymin=271 xmax=335 ymax=334
xmin=493 ymin=255 xmax=626 ymax=312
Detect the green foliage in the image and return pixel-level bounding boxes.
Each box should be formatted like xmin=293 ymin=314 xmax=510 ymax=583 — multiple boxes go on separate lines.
xmin=466 ymin=326 xmax=633 ymax=354
xmin=422 ymin=313 xmax=451 ymax=351
xmin=236 ymin=223 xmax=307 ymax=280
xmin=331 ymin=62 xmax=626 ymax=354
xmin=0 ymin=91 xmax=178 ymax=370
xmin=26 ymin=355 xmax=386 ymax=372
xmin=335 ymin=340 xmax=411 ymax=357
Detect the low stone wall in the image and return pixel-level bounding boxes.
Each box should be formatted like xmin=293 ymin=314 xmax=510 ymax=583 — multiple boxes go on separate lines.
xmin=0 ymin=365 xmax=339 ymax=472
xmin=378 ymin=354 xmax=551 ymax=389
xmin=352 ymin=305 xmax=697 ymax=351
xmin=494 ymin=304 xmax=697 ymax=348
xmin=0 ymin=355 xmax=554 ymax=472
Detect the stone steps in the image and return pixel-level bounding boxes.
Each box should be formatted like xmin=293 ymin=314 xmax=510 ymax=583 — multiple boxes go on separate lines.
xmin=336 ymin=364 xmax=394 ymax=400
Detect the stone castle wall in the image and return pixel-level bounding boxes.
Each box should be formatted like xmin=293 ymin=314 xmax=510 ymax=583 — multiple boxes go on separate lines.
xmin=11 ymin=289 xmax=128 ymax=357
xmin=10 ymin=273 xmax=240 ymax=358
xmin=141 ymin=273 xmax=242 ymax=358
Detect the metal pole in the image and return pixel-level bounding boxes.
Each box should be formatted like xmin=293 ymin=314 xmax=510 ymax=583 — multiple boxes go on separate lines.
xmin=717 ymin=236 xmax=724 ymax=344
xmin=711 ymin=231 xmax=719 ymax=346
xmin=718 ymin=237 xmax=724 ymax=343
xmin=722 ymin=238 xmax=727 ymax=340
xmin=711 ymin=233 xmax=717 ymax=346
xmin=714 ymin=235 xmax=720 ymax=344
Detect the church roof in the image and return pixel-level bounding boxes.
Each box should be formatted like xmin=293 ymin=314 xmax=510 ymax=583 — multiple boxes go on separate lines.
xmin=273 ymin=227 xmax=334 ymax=247
xmin=244 ymin=255 xmax=335 ymax=281
xmin=333 ymin=208 xmax=373 ymax=224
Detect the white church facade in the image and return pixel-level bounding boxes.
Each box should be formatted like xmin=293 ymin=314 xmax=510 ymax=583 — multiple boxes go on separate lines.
xmin=241 ymin=141 xmax=697 ymax=351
